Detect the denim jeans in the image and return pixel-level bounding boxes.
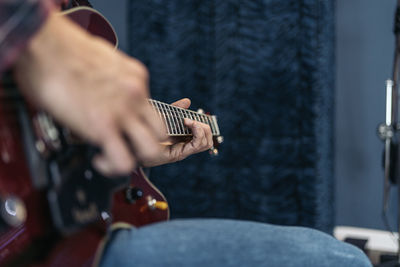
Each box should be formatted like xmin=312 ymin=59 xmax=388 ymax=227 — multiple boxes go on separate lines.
xmin=99 ymin=219 xmax=372 ymax=267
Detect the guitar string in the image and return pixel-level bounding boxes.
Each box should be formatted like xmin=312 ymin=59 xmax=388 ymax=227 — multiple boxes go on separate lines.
xmin=148 ymin=99 xmax=219 ymax=136
xmin=0 ymin=85 xmax=219 ymax=136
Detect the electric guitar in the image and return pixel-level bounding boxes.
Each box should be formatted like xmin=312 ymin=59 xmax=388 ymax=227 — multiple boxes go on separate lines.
xmin=0 ymin=2 xmax=222 ymax=266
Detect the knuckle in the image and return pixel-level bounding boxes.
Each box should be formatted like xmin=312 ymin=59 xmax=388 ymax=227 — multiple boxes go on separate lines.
xmin=132 ymin=59 xmax=149 ymax=80
xmin=140 ymin=66 xmax=150 ymax=81
xmin=178 ymin=155 xmax=187 ymax=162
xmin=173 ymin=150 xmax=185 ymax=162
xmin=177 ymin=150 xmax=188 ymax=161
xmin=192 ymin=138 xmax=200 ymax=148
xmin=90 ymin=113 xmax=114 ymax=143
xmin=115 ymin=158 xmax=135 ymax=174
xmin=124 ymin=81 xmax=146 ymax=99
xmin=208 ymin=140 xmax=214 ymax=149
xmin=201 ymin=138 xmax=208 ymax=148
xmin=194 ymin=127 xmax=204 ymax=138
xmin=204 ymin=124 xmax=212 ymax=134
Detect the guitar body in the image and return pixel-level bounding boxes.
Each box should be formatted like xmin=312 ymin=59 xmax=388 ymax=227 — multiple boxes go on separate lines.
xmin=29 ymin=169 xmax=169 ymax=267
xmin=0 ymin=4 xmax=169 ymax=266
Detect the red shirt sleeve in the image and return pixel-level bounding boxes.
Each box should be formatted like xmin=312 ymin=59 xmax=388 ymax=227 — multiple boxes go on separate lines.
xmin=0 ymin=0 xmax=55 ymax=72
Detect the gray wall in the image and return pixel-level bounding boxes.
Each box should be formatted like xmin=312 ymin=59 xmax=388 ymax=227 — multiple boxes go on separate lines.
xmin=336 ymin=0 xmax=397 ymax=230
xmin=89 ymin=0 xmax=127 ymax=52
xmin=89 ymin=0 xmax=396 ymax=230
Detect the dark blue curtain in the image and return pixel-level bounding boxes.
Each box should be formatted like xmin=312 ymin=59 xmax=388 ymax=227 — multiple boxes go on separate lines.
xmin=127 ymin=0 xmax=335 ymax=233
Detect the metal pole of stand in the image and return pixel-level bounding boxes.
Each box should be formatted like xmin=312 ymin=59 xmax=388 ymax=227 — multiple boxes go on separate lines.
xmin=393 ymin=1 xmax=400 ymax=263
xmin=377 ymin=1 xmax=400 ymax=266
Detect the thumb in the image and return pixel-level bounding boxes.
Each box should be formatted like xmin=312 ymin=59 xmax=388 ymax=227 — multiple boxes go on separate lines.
xmin=171 ymin=98 xmax=191 ymax=109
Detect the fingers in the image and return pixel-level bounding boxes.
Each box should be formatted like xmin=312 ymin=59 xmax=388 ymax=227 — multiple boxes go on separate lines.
xmin=188 ymin=119 xmax=213 ymax=150
xmin=136 ymin=100 xmax=168 ymax=141
xmin=171 ymin=98 xmax=191 ymax=109
xmin=121 ymin=113 xmax=162 ymax=165
xmin=92 ymin=129 xmax=136 ymax=176
xmin=91 ymin=66 xmax=166 ymax=176
xmin=92 ymin=114 xmax=163 ymax=176
xmin=94 ymin=58 xmax=166 ymax=175
xmin=92 ymin=100 xmax=165 ymax=176
xmin=17 ymin=16 xmax=168 ymax=178
xmin=179 ymin=118 xmax=213 ymax=157
xmin=122 ymin=58 xmax=167 ymax=141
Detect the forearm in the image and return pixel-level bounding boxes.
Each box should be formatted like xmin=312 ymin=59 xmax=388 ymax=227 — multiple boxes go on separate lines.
xmin=0 ymin=0 xmax=55 ymax=73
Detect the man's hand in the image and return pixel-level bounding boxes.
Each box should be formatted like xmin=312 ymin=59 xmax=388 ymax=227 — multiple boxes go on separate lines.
xmin=13 ymin=12 xmax=166 ymax=176
xmin=142 ymin=98 xmax=214 ymax=167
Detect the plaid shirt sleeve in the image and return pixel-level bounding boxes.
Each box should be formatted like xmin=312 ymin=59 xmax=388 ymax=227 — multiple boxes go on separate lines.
xmin=0 ymin=0 xmax=55 ymax=72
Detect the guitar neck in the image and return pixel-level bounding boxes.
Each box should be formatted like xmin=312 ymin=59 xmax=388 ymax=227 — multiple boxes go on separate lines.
xmin=148 ymin=99 xmax=220 ymax=137
xmin=0 ymin=74 xmax=221 ymax=138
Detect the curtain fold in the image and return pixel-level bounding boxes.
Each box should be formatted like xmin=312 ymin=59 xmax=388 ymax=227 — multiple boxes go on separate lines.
xmin=127 ymin=0 xmax=335 ymax=233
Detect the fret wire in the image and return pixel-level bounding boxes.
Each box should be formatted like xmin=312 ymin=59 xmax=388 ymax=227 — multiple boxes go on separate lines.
xmin=166 ymin=103 xmax=178 ymax=135
xmin=206 ymin=115 xmax=215 ymax=135
xmin=197 ymin=113 xmax=202 ymax=123
xmin=159 ymin=102 xmax=174 ymax=135
xmin=194 ymin=112 xmax=201 ymax=123
xmin=210 ymin=116 xmax=217 ymax=135
xmin=171 ymin=105 xmax=183 ymax=135
xmin=148 ymin=100 xmax=155 ymax=115
xmin=172 ymin=106 xmax=193 ymax=135
xmin=183 ymin=110 xmax=191 ymax=134
xmin=151 ymin=101 xmax=163 ymax=133
xmin=196 ymin=112 xmax=204 ymax=123
xmin=177 ymin=106 xmax=186 ymax=135
xmin=187 ymin=110 xmax=196 ymax=121
xmin=210 ymin=116 xmax=218 ymax=135
xmin=154 ymin=100 xmax=171 ymax=135
xmin=188 ymin=110 xmax=195 ymax=121
xmin=178 ymin=107 xmax=186 ymax=135
xmin=205 ymin=115 xmax=216 ymax=135
xmin=200 ymin=114 xmax=207 ymax=124
xmin=198 ymin=114 xmax=204 ymax=124
xmin=160 ymin=102 xmax=173 ymax=135
xmin=162 ymin=103 xmax=177 ymax=135
xmin=189 ymin=110 xmax=202 ymax=126
xmin=180 ymin=109 xmax=188 ymax=135
xmin=182 ymin=109 xmax=189 ymax=135
xmin=165 ymin=103 xmax=178 ymax=135
xmin=147 ymin=99 xmax=219 ymax=137
xmin=174 ymin=106 xmax=186 ymax=135
xmin=148 ymin=100 xmax=159 ymax=122
xmin=214 ymin=117 xmax=220 ymax=135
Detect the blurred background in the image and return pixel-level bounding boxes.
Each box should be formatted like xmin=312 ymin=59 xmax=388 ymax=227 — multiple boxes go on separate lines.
xmin=89 ymin=0 xmax=396 ymax=232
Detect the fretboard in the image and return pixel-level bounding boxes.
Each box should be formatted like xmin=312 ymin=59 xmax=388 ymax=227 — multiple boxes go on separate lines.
xmin=0 ymin=72 xmax=221 ymax=137
xmin=148 ymin=99 xmax=220 ymax=137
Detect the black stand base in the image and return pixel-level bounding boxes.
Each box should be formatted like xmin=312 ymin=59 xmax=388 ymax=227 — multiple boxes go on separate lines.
xmin=376 ymin=262 xmax=400 ymax=267
xmin=376 ymin=255 xmax=400 ymax=267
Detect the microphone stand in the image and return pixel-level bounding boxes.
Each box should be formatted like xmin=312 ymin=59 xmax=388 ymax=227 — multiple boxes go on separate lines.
xmin=378 ymin=0 xmax=400 ymax=265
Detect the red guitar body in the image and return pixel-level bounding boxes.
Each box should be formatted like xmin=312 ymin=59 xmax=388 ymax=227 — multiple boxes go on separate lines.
xmin=0 ymin=3 xmax=169 ymax=266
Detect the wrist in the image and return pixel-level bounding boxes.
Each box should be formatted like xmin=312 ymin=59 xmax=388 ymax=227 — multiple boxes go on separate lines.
xmin=14 ymin=12 xmax=64 ymax=69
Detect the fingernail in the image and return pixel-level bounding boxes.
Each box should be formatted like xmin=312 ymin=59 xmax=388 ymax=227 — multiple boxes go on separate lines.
xmin=93 ymin=157 xmax=112 ymax=175
xmin=184 ymin=118 xmax=193 ymax=124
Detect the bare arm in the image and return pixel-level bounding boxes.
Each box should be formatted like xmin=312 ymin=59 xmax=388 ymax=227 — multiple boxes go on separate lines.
xmin=14 ymin=12 xmax=166 ymax=175
xmin=13 ymin=12 xmax=212 ymax=175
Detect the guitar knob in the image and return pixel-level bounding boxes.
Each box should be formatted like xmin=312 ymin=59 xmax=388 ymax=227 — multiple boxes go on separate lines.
xmin=209 ymin=147 xmax=219 ymax=156
xmin=0 ymin=196 xmax=27 ymax=228
xmin=152 ymin=201 xmax=168 ymax=211
xmin=140 ymin=197 xmax=168 ymax=212
xmin=125 ymin=187 xmax=143 ymax=203
xmin=217 ymin=136 xmax=224 ymax=144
